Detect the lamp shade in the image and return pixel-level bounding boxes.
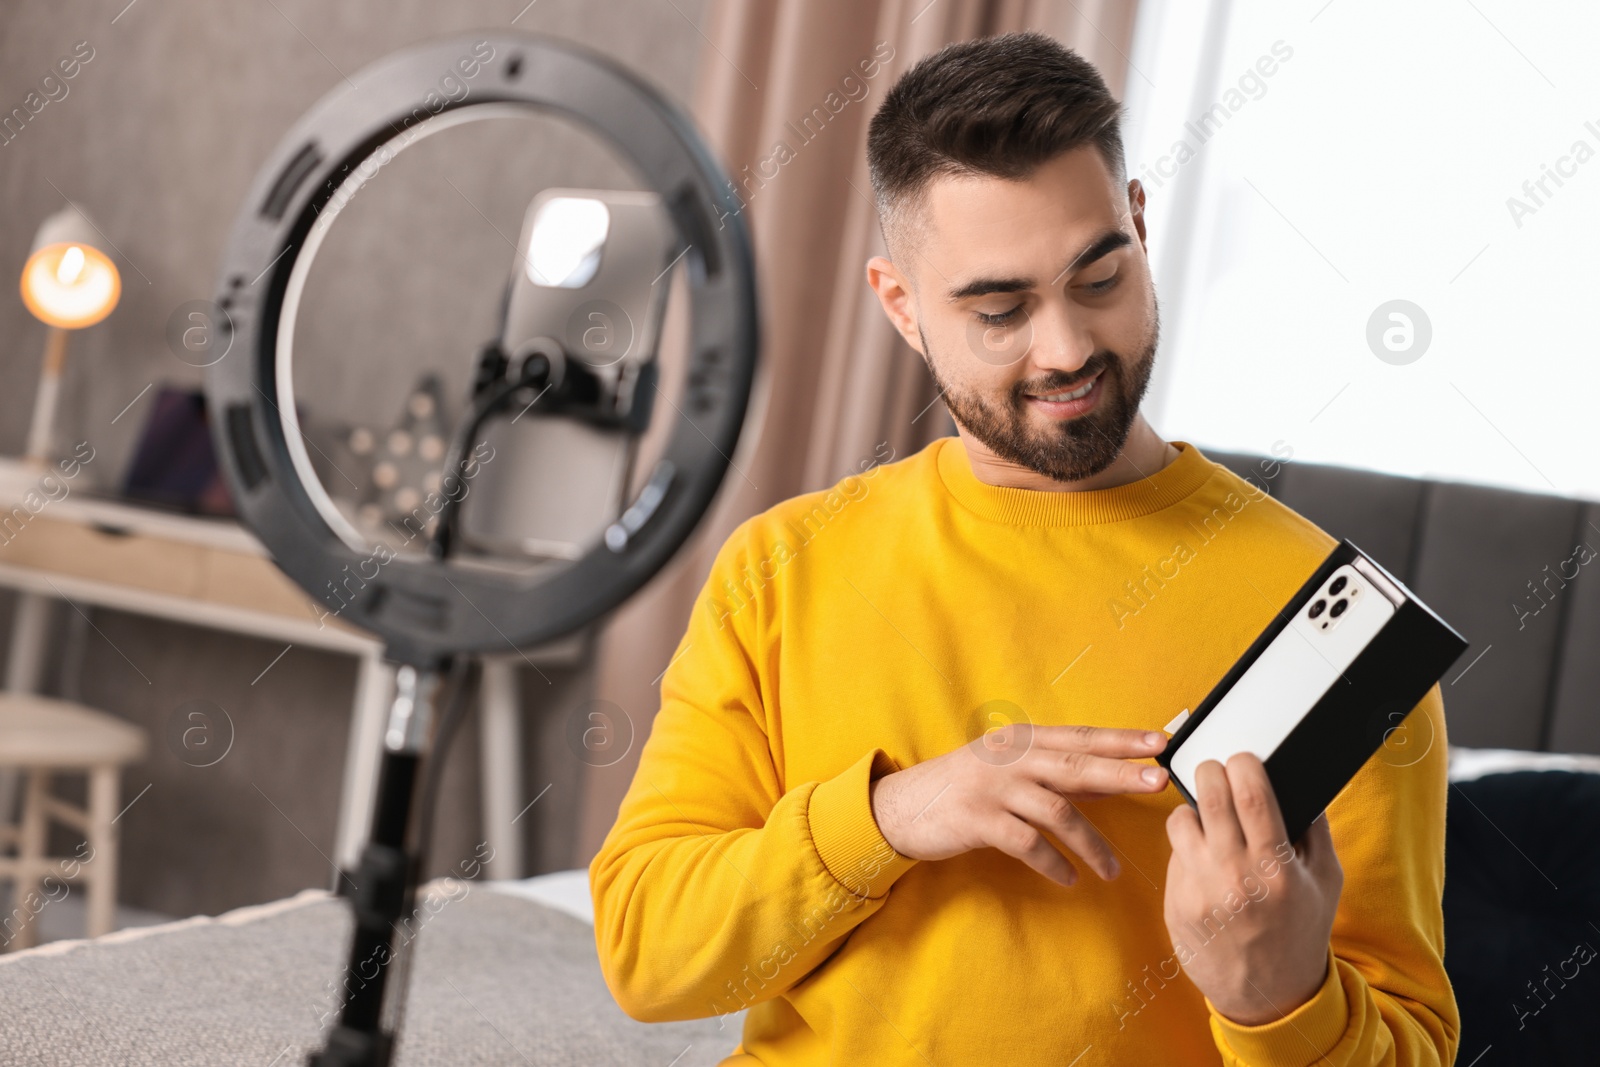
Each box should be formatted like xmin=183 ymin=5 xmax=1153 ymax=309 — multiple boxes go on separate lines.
xmin=20 ymin=206 xmax=121 ymax=330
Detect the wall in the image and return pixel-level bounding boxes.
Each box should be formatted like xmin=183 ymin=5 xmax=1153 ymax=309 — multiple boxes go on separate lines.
xmin=0 ymin=0 xmax=707 ymax=918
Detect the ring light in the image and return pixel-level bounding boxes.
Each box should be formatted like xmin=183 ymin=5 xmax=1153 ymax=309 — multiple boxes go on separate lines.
xmin=204 ymin=32 xmax=759 ymax=1066
xmin=207 ymin=31 xmax=758 ymax=669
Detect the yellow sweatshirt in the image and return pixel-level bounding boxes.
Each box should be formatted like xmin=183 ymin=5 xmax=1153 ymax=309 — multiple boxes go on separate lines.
xmin=590 ymin=437 xmax=1459 ymax=1066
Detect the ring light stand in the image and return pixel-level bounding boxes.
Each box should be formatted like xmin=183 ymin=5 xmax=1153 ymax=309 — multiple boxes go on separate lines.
xmin=204 ymin=33 xmax=759 ymax=1066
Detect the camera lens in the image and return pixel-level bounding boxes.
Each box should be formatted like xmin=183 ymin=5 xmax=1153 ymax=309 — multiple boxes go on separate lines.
xmin=1309 ymin=599 xmax=1327 ymax=619
xmin=1330 ymin=598 xmax=1349 ymax=618
xmin=1329 ymin=576 xmax=1348 ymax=595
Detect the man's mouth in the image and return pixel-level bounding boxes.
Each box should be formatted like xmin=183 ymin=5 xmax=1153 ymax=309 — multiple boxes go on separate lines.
xmin=1024 ymin=370 xmax=1103 ymax=418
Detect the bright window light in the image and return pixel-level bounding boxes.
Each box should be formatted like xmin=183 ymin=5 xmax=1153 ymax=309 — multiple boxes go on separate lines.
xmin=1126 ymin=0 xmax=1600 ymax=500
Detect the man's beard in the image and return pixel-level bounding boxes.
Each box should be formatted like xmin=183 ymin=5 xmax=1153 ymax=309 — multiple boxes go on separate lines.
xmin=921 ymin=308 xmax=1159 ymax=483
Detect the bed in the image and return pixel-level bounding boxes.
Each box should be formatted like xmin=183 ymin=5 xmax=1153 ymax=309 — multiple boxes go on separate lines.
xmin=0 ymin=871 xmax=740 ymax=1066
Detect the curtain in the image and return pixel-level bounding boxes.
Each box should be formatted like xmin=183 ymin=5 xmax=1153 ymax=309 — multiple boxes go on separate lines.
xmin=575 ymin=0 xmax=1145 ymax=861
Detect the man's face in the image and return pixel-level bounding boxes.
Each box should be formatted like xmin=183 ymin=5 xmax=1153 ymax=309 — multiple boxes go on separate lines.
xmin=872 ymin=146 xmax=1158 ymax=482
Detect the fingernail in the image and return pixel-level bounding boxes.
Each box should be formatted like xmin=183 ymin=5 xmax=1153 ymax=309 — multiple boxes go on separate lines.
xmin=1142 ymin=766 xmax=1164 ymax=785
xmin=1144 ymin=731 xmax=1164 ymax=746
xmin=1107 ymin=859 xmax=1121 ymax=878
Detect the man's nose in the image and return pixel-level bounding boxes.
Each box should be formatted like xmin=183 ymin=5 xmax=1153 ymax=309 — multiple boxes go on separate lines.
xmin=1024 ymin=303 xmax=1096 ymax=376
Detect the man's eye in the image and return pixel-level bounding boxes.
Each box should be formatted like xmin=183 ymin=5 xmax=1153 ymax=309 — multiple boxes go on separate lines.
xmin=976 ymin=307 xmax=1021 ymax=326
xmin=1084 ymin=274 xmax=1119 ymax=294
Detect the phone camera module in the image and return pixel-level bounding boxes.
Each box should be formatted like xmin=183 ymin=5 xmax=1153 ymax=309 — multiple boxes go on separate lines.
xmin=1328 ymin=575 xmax=1348 ymax=596
xmin=1309 ymin=599 xmax=1327 ymax=619
xmin=1330 ymin=598 xmax=1349 ymax=618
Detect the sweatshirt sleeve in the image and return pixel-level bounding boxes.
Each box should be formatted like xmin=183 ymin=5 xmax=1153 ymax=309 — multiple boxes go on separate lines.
xmin=588 ymin=518 xmax=918 ymax=1023
xmin=1207 ymin=685 xmax=1461 ymax=1066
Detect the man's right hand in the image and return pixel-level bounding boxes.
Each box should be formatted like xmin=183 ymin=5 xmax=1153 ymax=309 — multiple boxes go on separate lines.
xmin=868 ymin=725 xmax=1169 ymax=886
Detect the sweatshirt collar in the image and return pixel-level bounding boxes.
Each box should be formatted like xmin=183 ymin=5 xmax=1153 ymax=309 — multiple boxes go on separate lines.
xmin=935 ymin=435 xmax=1218 ymax=526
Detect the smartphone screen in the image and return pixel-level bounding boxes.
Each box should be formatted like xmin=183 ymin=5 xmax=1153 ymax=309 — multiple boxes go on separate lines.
xmin=456 ymin=188 xmax=677 ymax=560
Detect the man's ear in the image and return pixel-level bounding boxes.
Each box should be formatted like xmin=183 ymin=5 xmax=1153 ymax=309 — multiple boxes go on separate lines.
xmin=1127 ymin=178 xmax=1149 ymax=253
xmin=865 ymin=256 xmax=925 ymax=356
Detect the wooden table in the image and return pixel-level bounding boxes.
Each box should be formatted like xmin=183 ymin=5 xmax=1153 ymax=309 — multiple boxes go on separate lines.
xmin=0 ymin=457 xmax=568 ymax=882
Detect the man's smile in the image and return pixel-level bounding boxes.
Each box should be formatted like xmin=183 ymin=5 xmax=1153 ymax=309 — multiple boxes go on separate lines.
xmin=1023 ymin=369 xmax=1103 ymax=419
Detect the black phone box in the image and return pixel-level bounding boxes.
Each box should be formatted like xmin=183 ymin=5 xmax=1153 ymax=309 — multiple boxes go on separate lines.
xmin=1156 ymin=539 xmax=1468 ymax=843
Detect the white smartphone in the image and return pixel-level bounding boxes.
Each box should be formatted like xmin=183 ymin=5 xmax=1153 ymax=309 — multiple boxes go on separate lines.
xmin=457 ymin=188 xmax=677 ymax=560
xmin=1168 ymin=559 xmax=1404 ymax=797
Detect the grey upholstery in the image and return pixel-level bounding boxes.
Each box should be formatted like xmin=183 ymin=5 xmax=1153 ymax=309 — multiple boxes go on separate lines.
xmin=0 ymin=884 xmax=732 ymax=1066
xmin=1550 ymin=515 xmax=1600 ymax=754
xmin=1207 ymin=449 xmax=1600 ymax=755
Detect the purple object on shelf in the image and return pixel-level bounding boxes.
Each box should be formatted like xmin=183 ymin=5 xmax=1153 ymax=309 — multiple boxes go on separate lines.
xmin=121 ymin=385 xmax=236 ymax=517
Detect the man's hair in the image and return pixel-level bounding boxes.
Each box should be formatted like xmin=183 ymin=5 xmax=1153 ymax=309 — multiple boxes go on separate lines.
xmin=866 ymin=31 xmax=1126 ymax=261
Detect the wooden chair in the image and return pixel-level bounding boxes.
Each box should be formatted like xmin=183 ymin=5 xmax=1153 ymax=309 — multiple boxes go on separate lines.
xmin=0 ymin=693 xmax=147 ymax=951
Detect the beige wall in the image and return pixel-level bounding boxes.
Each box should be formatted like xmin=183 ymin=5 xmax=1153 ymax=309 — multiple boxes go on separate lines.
xmin=0 ymin=0 xmax=707 ymax=918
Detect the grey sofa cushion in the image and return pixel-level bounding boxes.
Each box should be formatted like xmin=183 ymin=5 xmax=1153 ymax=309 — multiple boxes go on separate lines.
xmin=1406 ymin=481 xmax=1585 ymax=750
xmin=1549 ymin=503 xmax=1600 ymax=754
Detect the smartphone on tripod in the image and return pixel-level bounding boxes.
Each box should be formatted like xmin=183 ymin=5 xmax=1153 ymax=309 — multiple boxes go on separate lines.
xmin=456 ymin=187 xmax=679 ymax=563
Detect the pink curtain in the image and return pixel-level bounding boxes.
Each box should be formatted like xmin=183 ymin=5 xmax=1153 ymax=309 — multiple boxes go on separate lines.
xmin=576 ymin=0 xmax=1145 ymax=860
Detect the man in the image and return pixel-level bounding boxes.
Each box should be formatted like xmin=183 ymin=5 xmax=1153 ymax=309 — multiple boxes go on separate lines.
xmin=591 ymin=31 xmax=1457 ymax=1066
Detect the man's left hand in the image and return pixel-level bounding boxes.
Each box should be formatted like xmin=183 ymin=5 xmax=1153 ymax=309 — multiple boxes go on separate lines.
xmin=1162 ymin=753 xmax=1344 ymax=1026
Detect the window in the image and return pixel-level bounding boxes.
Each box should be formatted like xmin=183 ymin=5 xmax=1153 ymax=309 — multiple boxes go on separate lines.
xmin=1123 ymin=0 xmax=1598 ymax=499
